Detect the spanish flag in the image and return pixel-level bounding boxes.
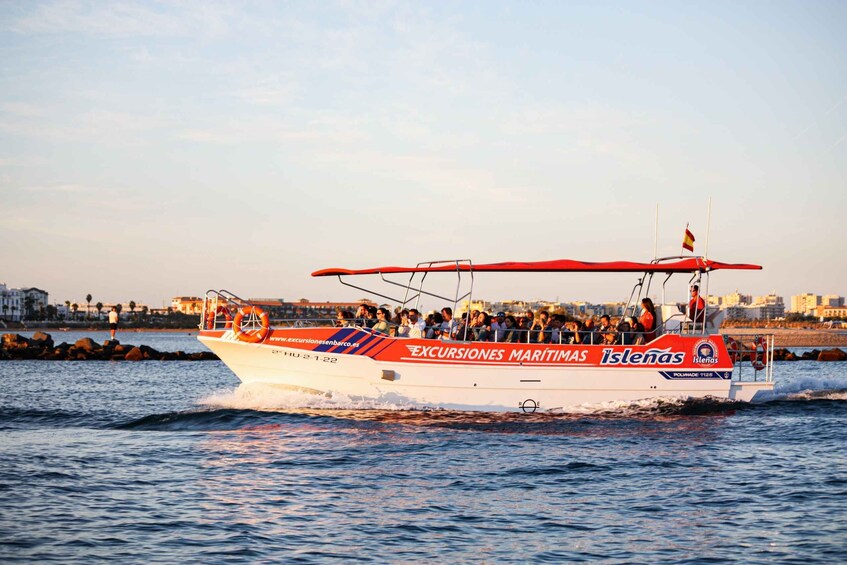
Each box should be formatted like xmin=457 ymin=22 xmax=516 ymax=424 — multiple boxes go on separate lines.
xmin=682 ymin=226 xmax=695 ymax=252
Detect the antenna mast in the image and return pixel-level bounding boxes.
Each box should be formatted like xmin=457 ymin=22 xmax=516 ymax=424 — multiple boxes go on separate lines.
xmin=705 ymin=197 xmax=712 ymax=260
xmin=653 ymin=203 xmax=659 ymax=260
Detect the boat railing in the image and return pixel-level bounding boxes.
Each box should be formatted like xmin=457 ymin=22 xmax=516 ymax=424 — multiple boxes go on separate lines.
xmin=720 ymin=333 xmax=775 ymax=384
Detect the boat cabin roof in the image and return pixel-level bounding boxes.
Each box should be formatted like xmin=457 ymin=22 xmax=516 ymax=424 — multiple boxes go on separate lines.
xmin=312 ymin=257 xmax=762 ymax=277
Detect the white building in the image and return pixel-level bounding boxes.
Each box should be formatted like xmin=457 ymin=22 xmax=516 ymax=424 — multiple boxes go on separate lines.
xmin=753 ymin=292 xmax=783 ymax=306
xmin=723 ymin=305 xmax=748 ymax=319
xmin=0 ymin=284 xmax=49 ymax=321
xmin=745 ymin=303 xmax=786 ymax=320
xmin=790 ymin=293 xmax=821 ymax=315
xmin=722 ymin=291 xmax=751 ymax=307
xmin=0 ymin=284 xmax=23 ymax=322
xmin=822 ymin=294 xmax=845 ymax=308
xmin=172 ymin=296 xmax=203 ymax=314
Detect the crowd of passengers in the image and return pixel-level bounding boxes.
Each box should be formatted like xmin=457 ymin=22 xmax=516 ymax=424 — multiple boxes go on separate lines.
xmin=336 ymin=298 xmax=659 ymax=345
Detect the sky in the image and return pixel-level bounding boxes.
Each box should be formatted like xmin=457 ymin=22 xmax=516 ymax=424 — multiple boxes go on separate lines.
xmin=1 ymin=0 xmax=846 ymax=311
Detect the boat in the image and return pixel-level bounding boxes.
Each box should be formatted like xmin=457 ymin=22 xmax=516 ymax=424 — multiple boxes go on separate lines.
xmin=197 ymin=256 xmax=775 ymax=412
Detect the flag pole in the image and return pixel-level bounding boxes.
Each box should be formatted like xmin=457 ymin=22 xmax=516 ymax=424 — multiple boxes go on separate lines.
xmin=705 ymin=197 xmax=712 ymax=260
xmin=653 ymin=203 xmax=659 ymax=260
xmin=682 ymin=222 xmax=688 ymax=255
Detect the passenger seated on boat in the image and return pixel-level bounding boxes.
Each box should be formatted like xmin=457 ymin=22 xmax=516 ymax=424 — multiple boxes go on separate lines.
xmin=631 ymin=319 xmax=646 ymax=345
xmin=372 ymin=307 xmax=391 ymax=335
xmin=491 ymin=311 xmax=507 ymax=342
xmin=354 ymin=303 xmax=370 ymax=327
xmin=577 ymin=318 xmax=598 ymax=344
xmin=365 ymin=306 xmax=378 ymax=328
xmin=523 ymin=310 xmax=535 ymax=342
xmin=426 ymin=312 xmax=444 ymax=339
xmin=454 ymin=312 xmax=471 ymax=341
xmin=548 ymin=316 xmax=565 ymax=344
xmin=598 ymin=315 xmax=616 ymax=344
xmin=407 ymin=309 xmax=426 ymax=338
xmin=438 ymin=307 xmax=458 ymax=340
xmin=335 ymin=309 xmax=354 ymax=327
xmin=531 ymin=311 xmax=551 ymax=343
xmin=472 ymin=311 xmax=492 ymax=341
xmin=502 ymin=315 xmax=520 ymax=343
xmin=616 ymin=320 xmax=634 ymax=345
xmin=462 ymin=310 xmax=480 ymax=341
xmin=396 ymin=309 xmax=410 ymax=337
xmin=565 ymin=320 xmax=583 ymax=344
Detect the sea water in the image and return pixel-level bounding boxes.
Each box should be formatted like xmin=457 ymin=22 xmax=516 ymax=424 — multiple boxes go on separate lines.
xmin=1 ymin=343 xmax=846 ymax=562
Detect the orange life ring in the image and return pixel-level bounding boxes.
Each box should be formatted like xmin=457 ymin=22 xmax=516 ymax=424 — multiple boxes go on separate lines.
xmin=233 ymin=306 xmax=271 ymax=343
xmin=751 ymin=336 xmax=767 ymax=371
xmin=724 ymin=337 xmax=740 ymax=363
xmin=205 ymin=305 xmax=233 ymax=330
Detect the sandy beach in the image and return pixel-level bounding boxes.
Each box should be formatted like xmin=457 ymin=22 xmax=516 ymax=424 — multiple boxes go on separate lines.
xmin=721 ymin=328 xmax=847 ymax=348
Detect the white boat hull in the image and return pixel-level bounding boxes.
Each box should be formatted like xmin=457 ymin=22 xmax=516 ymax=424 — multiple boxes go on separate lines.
xmin=200 ymin=329 xmax=770 ymax=412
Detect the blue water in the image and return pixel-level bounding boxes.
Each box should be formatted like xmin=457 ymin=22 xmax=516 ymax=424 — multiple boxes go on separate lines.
xmin=2 ymin=343 xmax=847 ymax=562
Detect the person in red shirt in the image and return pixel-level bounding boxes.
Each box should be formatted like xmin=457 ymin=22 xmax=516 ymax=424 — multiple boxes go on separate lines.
xmin=688 ymin=285 xmax=706 ymax=324
xmin=640 ymin=297 xmax=657 ymax=341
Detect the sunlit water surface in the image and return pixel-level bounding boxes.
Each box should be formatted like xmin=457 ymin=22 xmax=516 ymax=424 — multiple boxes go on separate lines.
xmin=1 ymin=338 xmax=846 ymax=562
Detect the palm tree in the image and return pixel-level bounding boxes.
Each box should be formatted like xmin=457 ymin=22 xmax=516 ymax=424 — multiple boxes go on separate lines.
xmin=64 ymin=300 xmax=71 ymax=321
xmin=129 ymin=300 xmax=136 ymax=321
xmin=24 ymin=296 xmax=34 ymax=320
xmin=71 ymin=303 xmax=79 ymax=321
xmin=115 ymin=303 xmax=122 ymax=316
xmin=86 ymin=294 xmax=92 ymax=320
xmin=141 ymin=305 xmax=148 ymax=320
xmin=2 ymin=304 xmax=8 ymax=320
xmin=96 ymin=302 xmax=103 ymax=320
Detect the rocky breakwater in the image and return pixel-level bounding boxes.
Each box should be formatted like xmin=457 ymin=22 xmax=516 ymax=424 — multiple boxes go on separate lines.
xmin=0 ymin=332 xmax=219 ymax=361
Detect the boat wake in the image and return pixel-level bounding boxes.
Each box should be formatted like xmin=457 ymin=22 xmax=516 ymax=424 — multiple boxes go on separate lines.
xmin=199 ymin=383 xmax=425 ymax=412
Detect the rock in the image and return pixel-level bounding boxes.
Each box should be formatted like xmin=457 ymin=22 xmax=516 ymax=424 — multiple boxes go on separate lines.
xmin=818 ymin=348 xmax=847 ymax=362
xmin=189 ymin=351 xmax=218 ymax=361
xmin=125 ymin=347 xmax=144 ymax=361
xmin=2 ymin=333 xmax=30 ymax=349
xmin=74 ymin=337 xmax=101 ymax=352
xmin=800 ymin=349 xmax=820 ymax=361
xmin=103 ymin=339 xmax=120 ymax=348
xmin=113 ymin=344 xmax=130 ymax=353
xmin=110 ymin=354 xmax=126 ymax=361
xmin=30 ymin=332 xmax=54 ymax=349
xmin=139 ymin=345 xmax=160 ymax=360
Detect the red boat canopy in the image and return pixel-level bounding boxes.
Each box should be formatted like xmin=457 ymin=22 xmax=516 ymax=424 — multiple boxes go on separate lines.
xmin=312 ymin=258 xmax=762 ymax=277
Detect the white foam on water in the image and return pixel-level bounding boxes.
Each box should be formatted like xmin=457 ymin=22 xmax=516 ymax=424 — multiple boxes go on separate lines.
xmin=198 ymin=383 xmax=423 ymax=412
xmin=771 ymin=368 xmax=847 ymax=401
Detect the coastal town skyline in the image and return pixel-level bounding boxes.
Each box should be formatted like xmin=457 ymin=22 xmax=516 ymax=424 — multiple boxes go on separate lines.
xmin=3 ymin=280 xmax=845 ymax=323
xmin=2 ymin=2 xmax=846 ymax=307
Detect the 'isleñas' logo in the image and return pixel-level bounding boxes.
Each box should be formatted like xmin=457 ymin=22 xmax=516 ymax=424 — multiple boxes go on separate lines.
xmin=600 ymin=347 xmax=684 ymax=366
xmin=693 ymin=340 xmax=719 ymax=365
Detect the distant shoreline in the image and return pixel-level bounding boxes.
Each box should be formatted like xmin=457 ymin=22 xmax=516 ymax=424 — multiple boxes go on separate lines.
xmin=10 ymin=326 xmax=846 ymax=347
xmin=721 ymin=328 xmax=847 ymax=348
xmin=16 ymin=327 xmax=198 ymax=334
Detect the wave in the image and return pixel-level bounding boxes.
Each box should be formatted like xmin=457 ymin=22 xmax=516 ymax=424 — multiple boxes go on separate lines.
xmin=0 ymin=407 xmax=114 ymax=429
xmin=115 ymin=408 xmax=319 ymax=431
